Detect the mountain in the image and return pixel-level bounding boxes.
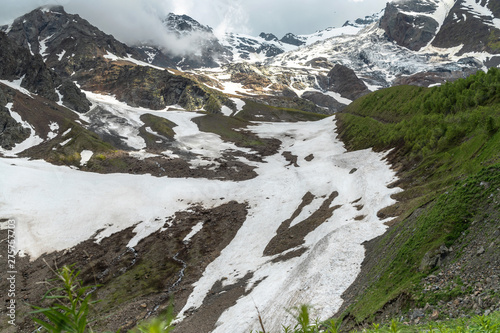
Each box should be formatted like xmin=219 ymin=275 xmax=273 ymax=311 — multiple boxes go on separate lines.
xmin=334 ymin=68 xmax=500 ymax=330
xmin=381 ymin=0 xmax=500 ymax=55
xmin=1 ymin=1 xmax=500 ymax=333
xmin=1 ymin=6 xmax=153 ymax=76
xmin=156 ymin=13 xmax=232 ymax=68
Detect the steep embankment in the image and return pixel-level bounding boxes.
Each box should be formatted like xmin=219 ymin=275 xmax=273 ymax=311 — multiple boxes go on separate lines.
xmin=335 ymin=68 xmax=500 ymax=329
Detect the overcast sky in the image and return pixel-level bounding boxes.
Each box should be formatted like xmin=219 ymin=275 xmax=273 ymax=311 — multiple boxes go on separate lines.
xmin=0 ymin=0 xmax=389 ymax=40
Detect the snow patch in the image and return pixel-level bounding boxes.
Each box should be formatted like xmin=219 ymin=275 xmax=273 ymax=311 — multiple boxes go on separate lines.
xmin=220 ymin=105 xmax=233 ymax=116
xmin=59 ymin=138 xmax=72 ymax=146
xmin=183 ymin=222 xmax=204 ymax=243
xmin=323 ymin=91 xmax=352 ymax=105
xmin=57 ymin=50 xmax=66 ymax=61
xmin=462 ymin=0 xmax=500 ymax=29
xmin=80 ymin=150 xmax=93 ymax=166
xmin=39 ymin=34 xmax=54 ymax=58
xmin=0 ymin=103 xmax=43 ymax=156
xmin=231 ymin=98 xmax=246 ymax=114
xmin=0 ymin=76 xmax=33 ymax=98
xmin=2 ymin=97 xmax=401 ymax=333
xmin=62 ymin=128 xmax=72 ymax=136
xmin=103 ymin=51 xmax=166 ymax=70
xmin=128 ymin=150 xmax=159 ymax=160
xmin=47 ymin=122 xmax=59 ymax=139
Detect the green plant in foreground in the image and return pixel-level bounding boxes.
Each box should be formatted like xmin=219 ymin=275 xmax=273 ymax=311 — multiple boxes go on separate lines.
xmin=253 ymin=305 xmax=340 ymax=333
xmin=471 ymin=315 xmax=500 ymax=332
xmin=31 ymin=265 xmax=99 ymax=333
xmin=31 ymin=265 xmax=175 ymax=333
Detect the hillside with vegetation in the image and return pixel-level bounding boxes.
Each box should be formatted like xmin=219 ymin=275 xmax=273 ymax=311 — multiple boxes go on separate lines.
xmin=334 ymin=68 xmax=500 ymax=330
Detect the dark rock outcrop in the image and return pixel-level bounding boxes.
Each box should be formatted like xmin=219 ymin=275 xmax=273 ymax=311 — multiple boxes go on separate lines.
xmin=0 ymin=30 xmax=90 ymax=112
xmin=392 ymin=68 xmax=479 ymax=87
xmin=280 ymin=33 xmax=306 ymax=46
xmin=259 ymin=32 xmax=279 ymax=42
xmin=301 ymin=91 xmax=346 ymax=113
xmin=225 ymin=34 xmax=285 ymax=59
xmin=305 ymin=57 xmax=335 ymax=69
xmin=4 ymin=6 xmax=144 ymax=77
xmin=161 ymin=13 xmax=232 ymax=69
xmin=78 ymin=63 xmax=226 ymax=112
xmin=379 ymin=1 xmax=439 ymax=51
xmin=58 ymin=80 xmax=91 ymax=112
xmin=327 ymin=64 xmax=370 ymax=101
xmin=432 ymin=0 xmax=500 ymax=54
xmin=0 ymin=87 xmax=30 ymax=149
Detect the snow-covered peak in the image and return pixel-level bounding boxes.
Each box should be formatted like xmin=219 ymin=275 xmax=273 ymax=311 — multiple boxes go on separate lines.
xmin=342 ymin=9 xmax=385 ymax=28
xmin=162 ymin=13 xmax=214 ymax=36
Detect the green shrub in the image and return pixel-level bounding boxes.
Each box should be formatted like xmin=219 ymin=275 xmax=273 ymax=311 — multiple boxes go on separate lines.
xmin=31 ymin=265 xmax=175 ymax=333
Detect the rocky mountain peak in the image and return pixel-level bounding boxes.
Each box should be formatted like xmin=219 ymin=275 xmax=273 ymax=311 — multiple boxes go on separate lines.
xmin=163 ymin=13 xmax=214 ymax=35
xmin=259 ymin=32 xmax=279 ymax=42
xmin=343 ymin=10 xmax=384 ymax=28
xmin=156 ymin=13 xmax=232 ymax=69
xmin=379 ymin=0 xmax=448 ymax=51
xmin=280 ymin=33 xmax=306 ymax=46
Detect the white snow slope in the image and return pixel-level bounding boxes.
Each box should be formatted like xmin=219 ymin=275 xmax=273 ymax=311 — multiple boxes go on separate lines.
xmin=0 ymin=95 xmax=400 ymax=332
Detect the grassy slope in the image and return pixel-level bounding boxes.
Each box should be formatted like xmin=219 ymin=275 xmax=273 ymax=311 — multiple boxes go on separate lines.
xmin=335 ymin=68 xmax=500 ymax=324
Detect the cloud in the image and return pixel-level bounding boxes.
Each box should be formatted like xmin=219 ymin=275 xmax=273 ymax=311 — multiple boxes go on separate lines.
xmin=0 ymin=0 xmax=388 ymax=49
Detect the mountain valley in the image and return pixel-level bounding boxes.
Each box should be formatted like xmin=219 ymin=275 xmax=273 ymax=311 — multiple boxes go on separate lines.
xmin=0 ymin=1 xmax=499 ymax=332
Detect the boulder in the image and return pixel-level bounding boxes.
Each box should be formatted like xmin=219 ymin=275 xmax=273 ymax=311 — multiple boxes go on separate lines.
xmin=327 ymin=64 xmax=369 ymax=101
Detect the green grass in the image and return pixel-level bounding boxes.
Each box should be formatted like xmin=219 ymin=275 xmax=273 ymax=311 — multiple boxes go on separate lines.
xmin=361 ymin=313 xmax=500 ymax=333
xmin=335 ymin=68 xmax=500 ymax=325
xmin=140 ymin=113 xmax=177 ymax=139
xmin=193 ymin=113 xmax=273 ymax=149
xmin=346 ymin=164 xmax=500 ymax=322
xmin=252 ymin=306 xmax=500 ymax=333
xmin=238 ymin=100 xmax=328 ymax=122
xmin=40 ymin=121 xmax=115 ymax=166
xmin=31 ymin=265 xmax=176 ymax=333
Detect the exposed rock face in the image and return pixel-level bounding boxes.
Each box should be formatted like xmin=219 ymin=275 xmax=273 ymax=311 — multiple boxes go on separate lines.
xmin=392 ymin=68 xmax=479 ymax=87
xmin=301 ymin=91 xmax=346 ymax=113
xmin=305 ymin=57 xmax=335 ymax=69
xmin=259 ymin=32 xmax=279 ymax=42
xmin=4 ymin=6 xmax=144 ymax=77
xmin=225 ymin=63 xmax=273 ymax=91
xmin=161 ymin=13 xmax=232 ymax=69
xmin=0 ymin=30 xmax=90 ymax=112
xmin=379 ymin=1 xmax=440 ymax=51
xmin=327 ymin=64 xmax=370 ymax=101
xmin=58 ymin=80 xmax=92 ymax=112
xmin=163 ymin=13 xmax=212 ymax=35
xmin=2 ymin=7 xmax=226 ymax=113
xmin=432 ymin=0 xmax=500 ymax=54
xmin=280 ymin=33 xmax=306 ymax=46
xmin=380 ymin=0 xmax=500 ymax=54
xmin=134 ymin=45 xmax=177 ymax=68
xmin=223 ymin=33 xmax=285 ymax=60
xmin=0 ymin=31 xmax=57 ymax=100
xmin=79 ymin=63 xmax=224 ymax=111
xmin=0 ymin=87 xmax=30 ymax=149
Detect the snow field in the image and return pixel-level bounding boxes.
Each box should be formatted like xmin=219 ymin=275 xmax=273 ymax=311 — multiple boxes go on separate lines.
xmin=1 ymin=94 xmax=400 ymax=332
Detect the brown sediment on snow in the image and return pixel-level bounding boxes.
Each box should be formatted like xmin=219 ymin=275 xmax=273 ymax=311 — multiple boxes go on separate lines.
xmin=263 ymin=191 xmax=341 ymax=256
xmin=0 ymin=201 xmax=248 ymax=333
